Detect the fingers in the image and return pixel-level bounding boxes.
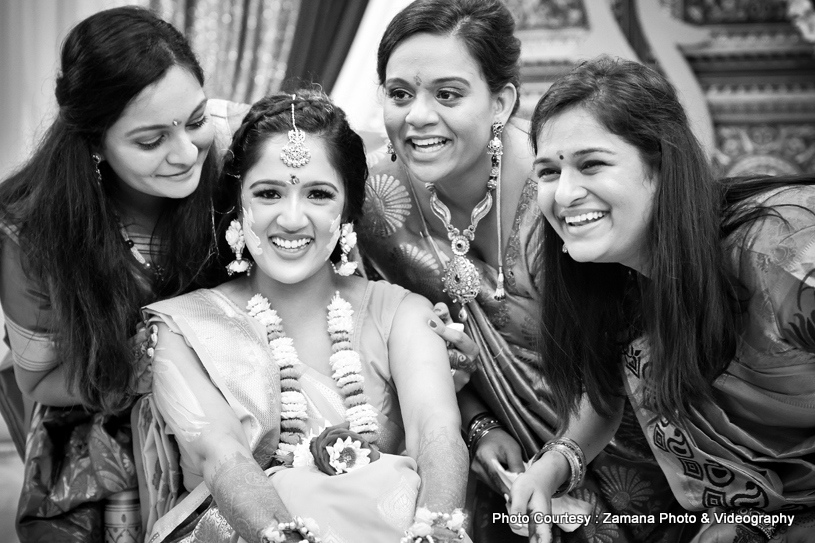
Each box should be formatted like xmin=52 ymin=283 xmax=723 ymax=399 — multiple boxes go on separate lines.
xmin=452 ymin=368 xmax=471 ymax=391
xmin=433 ymin=302 xmax=453 ymax=325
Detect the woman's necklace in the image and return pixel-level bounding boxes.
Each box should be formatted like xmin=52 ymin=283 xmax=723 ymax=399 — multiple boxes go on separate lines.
xmin=247 ymin=292 xmax=379 ymax=459
xmin=119 ymin=224 xmax=164 ymax=280
xmin=423 ymin=121 xmax=507 ymax=308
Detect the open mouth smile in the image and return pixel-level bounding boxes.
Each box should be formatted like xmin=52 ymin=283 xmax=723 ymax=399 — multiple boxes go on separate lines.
xmin=409 ymin=137 xmax=449 ymax=153
xmin=564 ymin=211 xmax=607 ymax=227
xmin=271 ymin=237 xmax=312 ymax=251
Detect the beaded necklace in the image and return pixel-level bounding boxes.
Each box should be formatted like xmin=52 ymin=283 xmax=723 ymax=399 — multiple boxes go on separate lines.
xmin=247 ymin=292 xmax=379 ymax=459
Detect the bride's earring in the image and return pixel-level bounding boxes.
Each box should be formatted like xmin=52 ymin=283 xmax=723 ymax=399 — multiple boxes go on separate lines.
xmin=332 ymin=222 xmax=358 ymax=276
xmin=386 ymin=140 xmax=397 ymax=162
xmin=225 ymin=219 xmax=252 ymax=275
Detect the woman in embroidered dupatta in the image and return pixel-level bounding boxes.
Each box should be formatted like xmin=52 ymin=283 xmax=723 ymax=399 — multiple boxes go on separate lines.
xmin=360 ymin=1 xmax=689 ymax=542
xmin=139 ymin=91 xmax=469 ymax=543
xmin=0 ymin=7 xmax=240 ymax=541
xmin=511 ymin=55 xmax=815 ymax=543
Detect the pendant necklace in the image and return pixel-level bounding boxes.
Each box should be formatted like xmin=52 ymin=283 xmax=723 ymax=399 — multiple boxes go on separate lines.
xmin=422 ymin=121 xmax=507 ymax=315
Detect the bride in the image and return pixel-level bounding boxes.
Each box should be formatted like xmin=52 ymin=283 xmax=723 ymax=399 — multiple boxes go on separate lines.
xmin=138 ymin=91 xmax=469 ymax=543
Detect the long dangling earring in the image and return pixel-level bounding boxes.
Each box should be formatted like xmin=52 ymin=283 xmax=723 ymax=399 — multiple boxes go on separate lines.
xmin=91 ymin=153 xmax=103 ymax=189
xmin=332 ymin=222 xmax=358 ymax=276
xmin=225 ymin=219 xmax=252 ymax=275
xmin=487 ymin=120 xmax=506 ymax=300
xmin=386 ymin=140 xmax=397 ymax=162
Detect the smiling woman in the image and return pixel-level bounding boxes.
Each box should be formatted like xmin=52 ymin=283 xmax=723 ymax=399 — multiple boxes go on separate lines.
xmin=135 ymin=90 xmax=470 ymax=543
xmin=511 ymin=55 xmax=815 ymax=543
xmin=0 ymin=7 xmax=233 ymax=541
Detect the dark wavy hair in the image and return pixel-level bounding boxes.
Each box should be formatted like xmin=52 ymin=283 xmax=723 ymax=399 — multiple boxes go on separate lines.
xmin=377 ymin=0 xmax=521 ymax=115
xmin=530 ymin=56 xmax=740 ymax=427
xmin=0 ymin=6 xmax=218 ymax=413
xmin=219 ymin=90 xmax=368 ymax=266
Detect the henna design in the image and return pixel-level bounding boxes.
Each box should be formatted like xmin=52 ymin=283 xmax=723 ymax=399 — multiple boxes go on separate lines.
xmin=415 ymin=425 xmax=469 ymax=511
xmin=209 ymin=452 xmax=291 ymax=543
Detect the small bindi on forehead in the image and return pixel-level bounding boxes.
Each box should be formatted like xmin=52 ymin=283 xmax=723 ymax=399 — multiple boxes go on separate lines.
xmin=414 ymin=74 xmax=422 ymax=86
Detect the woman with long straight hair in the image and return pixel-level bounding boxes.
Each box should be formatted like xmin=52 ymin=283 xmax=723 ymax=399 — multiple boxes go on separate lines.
xmin=0 ymin=7 xmax=240 ymax=540
xmin=511 ymin=55 xmax=815 ymax=543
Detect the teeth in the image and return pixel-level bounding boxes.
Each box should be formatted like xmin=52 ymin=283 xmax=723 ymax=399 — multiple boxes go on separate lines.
xmin=564 ymin=211 xmax=606 ymax=225
xmin=272 ymin=237 xmax=311 ymax=249
xmin=411 ymin=137 xmax=447 ymax=150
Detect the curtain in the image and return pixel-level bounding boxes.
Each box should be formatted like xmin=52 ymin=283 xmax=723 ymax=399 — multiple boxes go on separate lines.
xmin=148 ymin=0 xmax=301 ymax=104
xmin=283 ymin=0 xmax=369 ymax=94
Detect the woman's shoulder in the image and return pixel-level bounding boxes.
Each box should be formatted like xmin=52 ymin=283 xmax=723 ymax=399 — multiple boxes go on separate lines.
xmin=144 ymin=287 xmax=234 ymax=319
xmin=727 ymin=184 xmax=815 ymax=251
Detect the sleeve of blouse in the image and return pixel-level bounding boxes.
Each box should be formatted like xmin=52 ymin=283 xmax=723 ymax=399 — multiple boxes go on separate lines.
xmin=742 ymin=191 xmax=815 ymax=354
xmin=0 ymin=231 xmax=60 ymax=372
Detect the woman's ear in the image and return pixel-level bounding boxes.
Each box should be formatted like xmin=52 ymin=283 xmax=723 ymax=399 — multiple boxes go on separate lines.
xmin=493 ymin=82 xmax=518 ymax=125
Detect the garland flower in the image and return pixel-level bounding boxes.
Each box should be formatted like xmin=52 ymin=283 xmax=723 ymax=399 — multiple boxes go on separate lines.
xmin=247 ymin=292 xmax=379 ymax=461
xmin=401 ymin=507 xmax=467 ymax=543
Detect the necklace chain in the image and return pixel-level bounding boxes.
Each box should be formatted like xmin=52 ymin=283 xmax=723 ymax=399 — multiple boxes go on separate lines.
xmin=119 ymin=224 xmax=163 ymax=280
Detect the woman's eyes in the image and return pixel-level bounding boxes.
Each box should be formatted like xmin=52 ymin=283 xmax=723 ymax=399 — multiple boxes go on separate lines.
xmin=536 ymin=161 xmax=607 ymax=180
xmin=135 ymin=115 xmax=208 ymax=150
xmin=387 ymin=89 xmax=412 ymax=102
xmin=308 ymin=189 xmax=336 ymax=201
xmin=254 ymin=189 xmax=281 ymax=200
xmin=137 ymin=136 xmax=165 ymax=150
xmin=436 ymin=89 xmax=462 ymax=101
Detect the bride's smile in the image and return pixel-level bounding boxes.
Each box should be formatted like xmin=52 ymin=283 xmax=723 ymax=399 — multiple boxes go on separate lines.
xmin=240 ymin=134 xmax=345 ymax=286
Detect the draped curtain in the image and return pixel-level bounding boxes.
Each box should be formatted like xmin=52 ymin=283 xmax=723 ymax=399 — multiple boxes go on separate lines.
xmin=283 ymin=0 xmax=368 ymax=94
xmin=148 ymin=0 xmax=302 ymax=104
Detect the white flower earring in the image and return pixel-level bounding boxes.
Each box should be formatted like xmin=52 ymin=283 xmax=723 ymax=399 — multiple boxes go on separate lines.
xmin=225 ymin=219 xmax=252 ymax=275
xmin=332 ymin=223 xmax=358 ymax=276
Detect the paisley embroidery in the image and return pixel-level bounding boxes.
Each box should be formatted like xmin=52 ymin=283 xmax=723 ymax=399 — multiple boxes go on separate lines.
xmin=376 ymin=476 xmax=418 ymax=530
xmin=363 ymin=174 xmax=412 ymax=238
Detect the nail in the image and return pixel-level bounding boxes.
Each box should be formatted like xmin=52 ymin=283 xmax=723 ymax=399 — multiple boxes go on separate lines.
xmin=428 ymin=319 xmax=438 ymax=329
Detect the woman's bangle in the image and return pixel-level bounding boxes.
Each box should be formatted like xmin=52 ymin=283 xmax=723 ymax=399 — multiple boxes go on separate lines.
xmin=530 ymin=437 xmax=586 ymax=498
xmin=734 ymin=508 xmax=777 ymax=541
xmin=261 ymin=516 xmax=322 ymax=543
xmin=465 ymin=413 xmax=502 ymax=457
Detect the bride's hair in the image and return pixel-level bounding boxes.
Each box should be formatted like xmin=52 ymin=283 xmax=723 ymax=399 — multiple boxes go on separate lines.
xmin=219 ymin=90 xmax=368 ymax=267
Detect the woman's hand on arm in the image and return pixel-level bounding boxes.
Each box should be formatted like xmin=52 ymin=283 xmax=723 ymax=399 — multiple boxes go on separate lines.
xmin=428 ymin=302 xmax=479 ymax=391
xmin=509 ymin=394 xmax=624 ymax=543
xmin=389 ymin=294 xmax=470 ymax=514
xmin=151 ymin=322 xmax=292 ymax=543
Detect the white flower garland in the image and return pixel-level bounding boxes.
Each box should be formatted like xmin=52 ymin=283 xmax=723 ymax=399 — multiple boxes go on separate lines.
xmin=247 ymin=292 xmax=379 ymax=459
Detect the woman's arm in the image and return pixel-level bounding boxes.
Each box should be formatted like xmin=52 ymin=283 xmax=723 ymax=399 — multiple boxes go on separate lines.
xmin=389 ymin=293 xmax=469 ymax=513
xmin=151 ymin=322 xmax=293 ymax=543
xmin=509 ymin=394 xmax=624 ymax=543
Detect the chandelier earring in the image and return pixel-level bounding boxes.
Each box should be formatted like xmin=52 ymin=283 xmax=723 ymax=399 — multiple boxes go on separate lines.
xmin=225 ymin=219 xmax=252 ymax=275
xmin=91 ymin=153 xmax=103 ymax=189
xmin=386 ymin=140 xmax=397 ymax=162
xmin=332 ymin=222 xmax=358 ymax=276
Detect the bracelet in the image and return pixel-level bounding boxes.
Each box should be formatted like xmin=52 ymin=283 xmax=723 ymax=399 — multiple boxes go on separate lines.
xmin=401 ymin=507 xmax=467 ymax=543
xmin=735 ymin=508 xmax=777 ymax=541
xmin=261 ymin=516 xmax=322 ymax=543
xmin=465 ymin=414 xmax=503 ymax=456
xmin=530 ymin=437 xmax=586 ymax=498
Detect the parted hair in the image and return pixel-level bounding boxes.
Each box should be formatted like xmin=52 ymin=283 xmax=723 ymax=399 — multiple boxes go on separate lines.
xmin=377 ymin=0 xmax=522 ymax=115
xmin=219 ymin=90 xmax=367 ymax=265
xmin=0 ymin=6 xmax=218 ymax=413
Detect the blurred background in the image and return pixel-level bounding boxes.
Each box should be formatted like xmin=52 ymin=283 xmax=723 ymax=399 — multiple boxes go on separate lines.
xmin=0 ymin=1 xmax=813 ymax=541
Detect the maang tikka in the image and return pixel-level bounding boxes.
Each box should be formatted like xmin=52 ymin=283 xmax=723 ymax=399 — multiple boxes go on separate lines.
xmin=280 ymin=95 xmax=311 ymax=168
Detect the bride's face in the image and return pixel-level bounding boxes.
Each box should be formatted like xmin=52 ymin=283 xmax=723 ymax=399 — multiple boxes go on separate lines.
xmin=240 ymin=134 xmax=345 ymax=285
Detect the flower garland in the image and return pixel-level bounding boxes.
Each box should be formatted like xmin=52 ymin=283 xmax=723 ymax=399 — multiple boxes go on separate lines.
xmin=247 ymin=292 xmax=379 ymax=459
